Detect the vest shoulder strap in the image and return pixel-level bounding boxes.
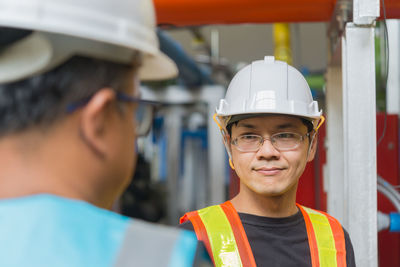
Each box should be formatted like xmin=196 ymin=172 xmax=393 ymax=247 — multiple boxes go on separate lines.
xmin=115 ymin=219 xmax=210 ymax=267
xmin=297 ymin=204 xmax=347 ymax=267
xmin=180 ymin=201 xmax=256 ymax=267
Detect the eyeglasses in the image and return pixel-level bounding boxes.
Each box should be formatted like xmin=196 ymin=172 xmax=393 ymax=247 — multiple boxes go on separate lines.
xmin=231 ymin=132 xmax=310 ymax=152
xmin=115 ymin=92 xmax=160 ymax=137
xmin=66 ymin=91 xmax=160 ymax=137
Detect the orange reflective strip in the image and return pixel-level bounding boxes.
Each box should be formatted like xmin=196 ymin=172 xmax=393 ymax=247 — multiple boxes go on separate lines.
xmin=220 ymin=201 xmax=257 ymax=267
xmin=317 ymin=210 xmax=347 ymax=267
xmin=297 ymin=204 xmax=320 ymax=267
xmin=180 ymin=211 xmax=215 ymax=265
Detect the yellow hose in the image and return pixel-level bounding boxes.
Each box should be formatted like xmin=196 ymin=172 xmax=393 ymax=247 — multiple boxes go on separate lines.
xmin=273 ymin=23 xmax=292 ymax=66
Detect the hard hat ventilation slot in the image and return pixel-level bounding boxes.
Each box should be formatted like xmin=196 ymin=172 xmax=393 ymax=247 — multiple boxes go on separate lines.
xmin=254 ymin=90 xmax=276 ymax=110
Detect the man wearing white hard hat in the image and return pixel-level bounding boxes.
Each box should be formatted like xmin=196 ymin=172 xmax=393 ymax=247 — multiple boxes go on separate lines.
xmin=0 ymin=0 xmax=211 ymax=266
xmin=180 ymin=56 xmax=356 ymax=267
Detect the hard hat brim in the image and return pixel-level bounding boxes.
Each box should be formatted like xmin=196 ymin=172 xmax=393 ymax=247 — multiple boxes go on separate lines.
xmin=139 ymin=51 xmax=178 ymax=81
xmin=0 ymin=31 xmax=178 ymax=84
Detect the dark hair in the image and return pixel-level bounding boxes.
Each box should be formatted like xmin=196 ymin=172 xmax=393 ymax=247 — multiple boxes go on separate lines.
xmin=226 ymin=117 xmax=314 ymax=136
xmin=0 ymin=55 xmax=136 ymax=136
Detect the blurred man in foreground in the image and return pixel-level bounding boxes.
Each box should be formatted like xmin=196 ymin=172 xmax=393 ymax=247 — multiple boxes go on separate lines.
xmin=0 ymin=0 xmax=209 ymax=266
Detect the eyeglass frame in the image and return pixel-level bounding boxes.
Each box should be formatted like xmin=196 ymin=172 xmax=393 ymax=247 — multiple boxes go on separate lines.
xmin=230 ymin=132 xmax=311 ymax=152
xmin=66 ymin=90 xmax=160 ymax=136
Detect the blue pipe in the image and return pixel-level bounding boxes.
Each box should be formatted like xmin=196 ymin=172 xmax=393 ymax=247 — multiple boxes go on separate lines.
xmin=158 ymin=29 xmax=214 ymax=87
xmin=389 ymin=213 xmax=400 ymax=232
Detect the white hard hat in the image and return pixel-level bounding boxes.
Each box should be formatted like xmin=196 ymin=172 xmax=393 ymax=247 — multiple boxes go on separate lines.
xmin=0 ymin=0 xmax=178 ymax=84
xmin=215 ymin=56 xmax=322 ymax=131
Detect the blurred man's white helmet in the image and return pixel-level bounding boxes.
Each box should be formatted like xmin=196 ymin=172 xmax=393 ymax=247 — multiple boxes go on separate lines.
xmin=215 ymin=56 xmax=322 ymax=132
xmin=0 ymin=0 xmax=178 ymax=84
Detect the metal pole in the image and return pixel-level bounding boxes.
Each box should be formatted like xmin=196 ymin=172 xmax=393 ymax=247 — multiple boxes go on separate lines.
xmin=343 ymin=23 xmax=377 ymax=267
xmin=203 ymin=86 xmax=227 ymax=205
xmin=387 ymin=20 xmax=400 ymax=114
xmin=165 ymin=106 xmax=184 ymax=224
xmin=326 ymin=0 xmax=379 ymax=265
xmin=141 ymin=85 xmax=227 ymax=215
xmin=326 ymin=58 xmax=345 ymax=223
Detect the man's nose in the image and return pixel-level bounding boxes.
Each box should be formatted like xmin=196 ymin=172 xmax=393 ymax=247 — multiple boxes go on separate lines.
xmin=256 ymin=138 xmax=281 ymax=160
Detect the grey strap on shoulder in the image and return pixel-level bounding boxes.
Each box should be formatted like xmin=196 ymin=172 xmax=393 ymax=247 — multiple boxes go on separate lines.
xmin=113 ymin=219 xmax=212 ymax=267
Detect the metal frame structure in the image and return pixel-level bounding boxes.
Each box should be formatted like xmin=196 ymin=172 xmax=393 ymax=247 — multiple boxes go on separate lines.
xmin=141 ymin=85 xmax=226 ymax=224
xmin=326 ymin=0 xmax=379 ymax=266
xmin=146 ymin=0 xmax=390 ymax=263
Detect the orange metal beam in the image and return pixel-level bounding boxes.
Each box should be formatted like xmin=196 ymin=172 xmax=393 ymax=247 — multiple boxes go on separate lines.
xmin=154 ymin=0 xmax=400 ymax=26
xmin=381 ymin=0 xmax=400 ymax=20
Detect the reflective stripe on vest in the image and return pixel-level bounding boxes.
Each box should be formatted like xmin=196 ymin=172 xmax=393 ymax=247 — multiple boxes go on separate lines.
xmin=180 ymin=201 xmax=346 ymax=267
xmin=298 ymin=205 xmax=347 ymax=267
xmin=180 ymin=201 xmax=256 ymax=267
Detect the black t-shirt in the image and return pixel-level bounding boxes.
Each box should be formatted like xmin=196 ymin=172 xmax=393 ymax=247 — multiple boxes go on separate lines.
xmin=179 ymin=210 xmax=356 ymax=267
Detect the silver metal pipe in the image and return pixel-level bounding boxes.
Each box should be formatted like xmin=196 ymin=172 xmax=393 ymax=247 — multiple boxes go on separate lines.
xmin=377 ymin=183 xmax=400 ymax=212
xmin=378 ymin=176 xmax=400 ymax=203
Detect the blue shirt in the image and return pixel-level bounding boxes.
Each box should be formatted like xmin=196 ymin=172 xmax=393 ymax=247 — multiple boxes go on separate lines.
xmin=0 ymin=194 xmax=208 ymax=267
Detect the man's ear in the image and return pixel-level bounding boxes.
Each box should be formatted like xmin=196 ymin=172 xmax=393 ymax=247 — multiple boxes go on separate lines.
xmin=307 ymin=132 xmax=318 ymax=162
xmin=79 ymin=88 xmax=116 ymax=159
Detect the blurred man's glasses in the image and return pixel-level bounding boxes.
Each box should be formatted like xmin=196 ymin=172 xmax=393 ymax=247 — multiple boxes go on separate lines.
xmin=66 ymin=91 xmax=159 ymax=137
xmin=231 ymin=132 xmax=310 ymax=152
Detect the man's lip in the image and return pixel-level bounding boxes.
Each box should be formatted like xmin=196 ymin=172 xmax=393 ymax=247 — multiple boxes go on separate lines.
xmin=254 ymin=167 xmax=284 ymax=171
xmin=253 ymin=167 xmax=285 ymax=175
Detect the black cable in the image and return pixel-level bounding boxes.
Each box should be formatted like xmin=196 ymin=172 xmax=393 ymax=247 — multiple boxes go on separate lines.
xmin=377 ymin=0 xmax=388 ymax=146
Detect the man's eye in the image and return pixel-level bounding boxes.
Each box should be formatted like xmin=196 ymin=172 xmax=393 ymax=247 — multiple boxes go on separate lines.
xmin=240 ymin=135 xmax=259 ymax=141
xmin=275 ymin=133 xmax=297 ymax=139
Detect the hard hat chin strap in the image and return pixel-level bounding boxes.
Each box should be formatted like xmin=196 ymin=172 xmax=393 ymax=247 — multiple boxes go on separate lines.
xmin=315 ymin=115 xmax=325 ymax=131
xmin=229 ymin=158 xmax=235 ymax=170
xmin=222 ymin=131 xmax=235 ymax=170
xmin=307 ymin=115 xmax=325 ymax=158
xmin=213 ymin=113 xmax=223 ymax=130
xmin=213 ymin=113 xmax=235 ymax=169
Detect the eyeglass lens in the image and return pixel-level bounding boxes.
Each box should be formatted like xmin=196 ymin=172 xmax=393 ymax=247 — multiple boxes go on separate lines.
xmin=234 ymin=133 xmax=304 ymax=151
xmin=134 ymin=102 xmax=154 ymax=137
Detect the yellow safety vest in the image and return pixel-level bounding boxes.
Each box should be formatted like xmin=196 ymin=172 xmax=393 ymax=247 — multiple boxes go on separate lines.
xmin=180 ymin=201 xmax=346 ymax=267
